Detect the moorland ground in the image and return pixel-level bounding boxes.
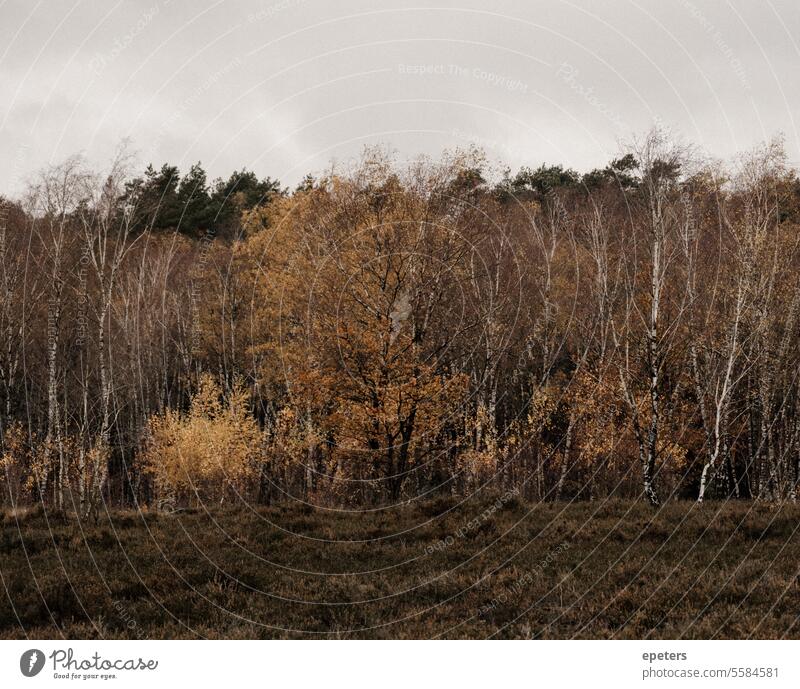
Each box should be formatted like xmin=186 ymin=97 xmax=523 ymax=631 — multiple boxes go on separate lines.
xmin=1 ymin=498 xmax=798 ymax=639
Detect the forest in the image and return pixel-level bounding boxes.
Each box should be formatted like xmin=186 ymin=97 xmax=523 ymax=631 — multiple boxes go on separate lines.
xmin=1 ymin=129 xmax=800 ymax=515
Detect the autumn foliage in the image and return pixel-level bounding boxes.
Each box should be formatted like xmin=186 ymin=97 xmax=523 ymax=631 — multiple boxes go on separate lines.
xmin=1 ymin=132 xmax=800 ymax=509
xmin=144 ymin=375 xmax=260 ymax=505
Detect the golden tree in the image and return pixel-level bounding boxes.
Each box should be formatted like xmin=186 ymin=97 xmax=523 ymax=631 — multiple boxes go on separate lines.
xmin=242 ymin=154 xmax=481 ymax=501
xmin=143 ymin=374 xmax=261 ymax=505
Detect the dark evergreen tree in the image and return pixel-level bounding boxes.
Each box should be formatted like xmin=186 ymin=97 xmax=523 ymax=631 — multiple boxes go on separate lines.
xmin=175 ymin=162 xmax=212 ymax=236
xmin=209 ymin=169 xmax=282 ymax=238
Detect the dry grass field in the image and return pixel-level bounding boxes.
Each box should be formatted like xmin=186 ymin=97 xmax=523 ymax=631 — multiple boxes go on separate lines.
xmin=1 ymin=498 xmax=799 ymax=640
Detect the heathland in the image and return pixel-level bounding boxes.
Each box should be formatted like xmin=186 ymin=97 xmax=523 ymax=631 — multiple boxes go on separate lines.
xmin=1 ymin=499 xmax=798 ymax=639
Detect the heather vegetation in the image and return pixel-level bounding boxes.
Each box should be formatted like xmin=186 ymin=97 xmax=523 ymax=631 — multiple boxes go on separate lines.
xmin=1 ymin=500 xmax=798 ymax=639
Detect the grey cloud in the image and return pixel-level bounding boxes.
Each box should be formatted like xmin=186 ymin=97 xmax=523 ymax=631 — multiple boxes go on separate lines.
xmin=0 ymin=0 xmax=797 ymax=195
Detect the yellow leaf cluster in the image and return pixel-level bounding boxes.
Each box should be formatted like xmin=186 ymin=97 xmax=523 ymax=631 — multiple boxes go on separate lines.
xmin=143 ymin=374 xmax=261 ymax=504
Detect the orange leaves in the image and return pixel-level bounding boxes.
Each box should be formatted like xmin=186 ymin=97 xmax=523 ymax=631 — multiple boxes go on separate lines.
xmin=236 ymin=161 xmax=478 ymax=495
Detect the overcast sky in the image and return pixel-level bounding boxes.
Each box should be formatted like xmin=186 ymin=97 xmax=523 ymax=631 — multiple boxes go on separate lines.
xmin=1 ymin=0 xmax=798 ymax=194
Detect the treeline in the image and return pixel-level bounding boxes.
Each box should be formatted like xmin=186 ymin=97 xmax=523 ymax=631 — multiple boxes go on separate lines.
xmin=1 ymin=130 xmax=800 ymax=513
